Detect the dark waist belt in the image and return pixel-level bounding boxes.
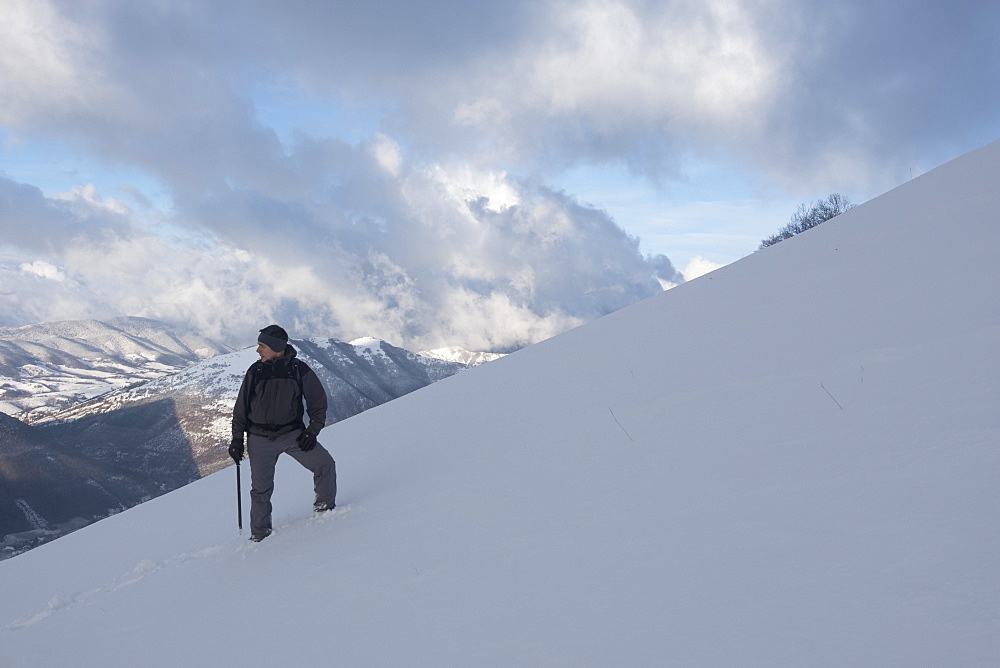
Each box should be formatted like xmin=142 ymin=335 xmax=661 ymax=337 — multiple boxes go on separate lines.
xmin=248 ymin=419 xmax=304 ymax=433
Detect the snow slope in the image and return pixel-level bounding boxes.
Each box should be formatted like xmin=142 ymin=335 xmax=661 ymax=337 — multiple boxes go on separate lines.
xmin=1 ymin=142 xmax=999 ymax=665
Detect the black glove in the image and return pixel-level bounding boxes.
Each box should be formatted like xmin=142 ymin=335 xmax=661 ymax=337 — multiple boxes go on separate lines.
xmin=298 ymin=431 xmax=318 ymax=452
xmin=229 ymin=437 xmax=245 ymax=463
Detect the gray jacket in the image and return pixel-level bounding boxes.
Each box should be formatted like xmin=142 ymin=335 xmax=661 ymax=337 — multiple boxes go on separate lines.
xmin=232 ymin=345 xmax=328 ymax=440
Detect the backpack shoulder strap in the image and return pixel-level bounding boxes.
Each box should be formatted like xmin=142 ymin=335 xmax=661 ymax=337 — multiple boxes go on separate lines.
xmin=292 ymin=359 xmax=309 ymax=389
xmin=243 ymin=361 xmax=262 ymax=416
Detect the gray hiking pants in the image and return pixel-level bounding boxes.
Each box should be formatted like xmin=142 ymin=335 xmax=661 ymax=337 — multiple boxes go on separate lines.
xmin=247 ymin=429 xmax=337 ymax=537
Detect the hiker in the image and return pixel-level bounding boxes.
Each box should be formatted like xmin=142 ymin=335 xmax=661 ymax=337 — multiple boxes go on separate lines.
xmin=229 ymin=325 xmax=336 ymax=542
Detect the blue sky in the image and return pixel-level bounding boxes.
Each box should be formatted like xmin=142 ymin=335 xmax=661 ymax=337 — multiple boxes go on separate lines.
xmin=1 ymin=0 xmax=998 ymax=350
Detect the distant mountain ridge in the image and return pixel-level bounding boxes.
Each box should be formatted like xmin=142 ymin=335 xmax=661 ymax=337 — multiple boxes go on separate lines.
xmin=0 ymin=317 xmax=232 ymax=422
xmin=418 ymin=345 xmax=506 ymax=366
xmin=44 ymin=336 xmax=469 ymax=479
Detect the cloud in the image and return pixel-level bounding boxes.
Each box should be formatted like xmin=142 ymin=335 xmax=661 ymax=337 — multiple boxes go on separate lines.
xmin=447 ymin=1 xmax=778 ymax=171
xmin=750 ymin=2 xmax=1000 ymax=188
xmin=422 ymin=0 xmax=1000 ymax=191
xmin=0 ymin=0 xmax=107 ymax=129
xmin=19 ymin=260 xmax=66 ymax=281
xmin=681 ymin=256 xmax=725 ymax=282
xmin=0 ymin=156 xmax=667 ymax=350
xmin=7 ymin=0 xmax=996 ymax=195
xmin=0 ymin=176 xmax=132 ymax=251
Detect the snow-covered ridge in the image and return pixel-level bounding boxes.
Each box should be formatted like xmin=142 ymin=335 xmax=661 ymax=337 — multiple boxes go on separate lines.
xmin=348 ymin=336 xmax=382 ymax=348
xmin=35 ymin=335 xmax=471 ymax=464
xmin=0 ymin=325 xmax=494 ymax=424
xmin=0 ymin=317 xmax=231 ymax=422
xmin=347 ymin=336 xmax=390 ymax=364
xmin=417 ymin=345 xmax=505 ymax=366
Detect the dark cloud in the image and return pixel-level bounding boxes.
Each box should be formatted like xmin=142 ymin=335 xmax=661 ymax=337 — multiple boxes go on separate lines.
xmin=759 ymin=1 xmax=1000 ymax=185
xmin=0 ymin=178 xmax=132 ymax=251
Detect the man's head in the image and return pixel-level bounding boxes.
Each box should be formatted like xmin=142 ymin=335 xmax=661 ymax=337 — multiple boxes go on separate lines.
xmin=256 ymin=324 xmax=288 ymax=361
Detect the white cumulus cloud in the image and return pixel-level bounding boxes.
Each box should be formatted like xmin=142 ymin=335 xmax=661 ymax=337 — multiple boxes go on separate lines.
xmin=19 ymin=260 xmax=66 ymax=281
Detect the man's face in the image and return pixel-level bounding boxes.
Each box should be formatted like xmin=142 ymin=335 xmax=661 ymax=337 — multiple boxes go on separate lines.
xmin=256 ymin=341 xmax=283 ymax=362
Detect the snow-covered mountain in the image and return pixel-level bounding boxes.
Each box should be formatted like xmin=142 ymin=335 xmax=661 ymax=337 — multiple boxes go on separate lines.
xmin=1 ymin=337 xmax=467 ymax=559
xmin=1 ymin=141 xmax=998 ymax=664
xmin=40 ymin=336 xmax=467 ymax=475
xmin=0 ymin=317 xmax=232 ymax=422
xmin=418 ymin=345 xmax=506 ymax=366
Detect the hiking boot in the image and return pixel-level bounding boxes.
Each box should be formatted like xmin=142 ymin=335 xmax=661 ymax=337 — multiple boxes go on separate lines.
xmin=249 ymin=530 xmax=272 ymax=542
xmin=313 ymin=502 xmax=336 ymax=513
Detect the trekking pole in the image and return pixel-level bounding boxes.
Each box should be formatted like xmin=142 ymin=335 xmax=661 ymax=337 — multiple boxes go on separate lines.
xmin=236 ymin=460 xmax=243 ymax=534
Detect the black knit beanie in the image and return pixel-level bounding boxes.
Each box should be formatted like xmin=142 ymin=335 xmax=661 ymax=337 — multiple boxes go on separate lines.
xmin=258 ymin=326 xmax=288 ymax=353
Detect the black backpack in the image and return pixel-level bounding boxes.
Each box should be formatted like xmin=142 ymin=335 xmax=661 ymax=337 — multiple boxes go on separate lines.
xmin=244 ymin=358 xmax=307 ymax=432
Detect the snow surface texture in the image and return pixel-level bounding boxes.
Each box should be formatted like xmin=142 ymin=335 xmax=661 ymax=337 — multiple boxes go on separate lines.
xmin=1 ymin=142 xmax=999 ymax=664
